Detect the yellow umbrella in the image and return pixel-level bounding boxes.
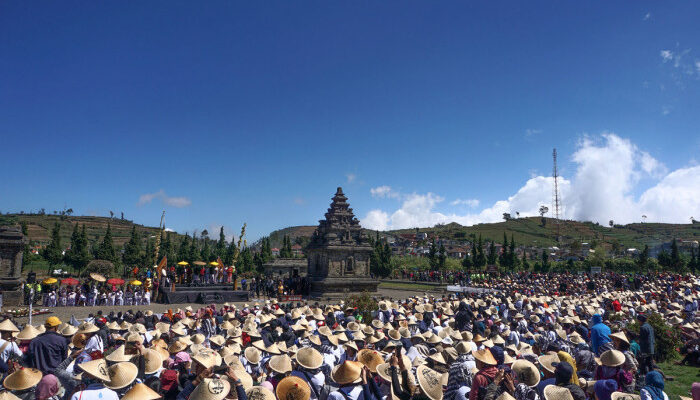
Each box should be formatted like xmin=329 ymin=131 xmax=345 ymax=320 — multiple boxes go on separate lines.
xmin=42 ymin=278 xmax=58 ymax=284
xmin=129 ymin=280 xmax=142 ymax=286
xmin=193 ymin=261 xmax=206 ymax=266
xmin=209 ymin=261 xmax=219 ymax=266
xmin=177 ymin=261 xmax=189 ymax=266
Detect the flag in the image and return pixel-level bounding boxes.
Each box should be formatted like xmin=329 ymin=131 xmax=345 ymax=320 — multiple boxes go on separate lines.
xmin=217 ymin=257 xmax=224 ymax=268
xmin=157 ymin=256 xmax=167 ymax=279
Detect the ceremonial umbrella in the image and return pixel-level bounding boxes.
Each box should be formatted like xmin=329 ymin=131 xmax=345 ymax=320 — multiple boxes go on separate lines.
xmin=193 ymin=261 xmax=206 ymax=266
xmin=209 ymin=261 xmax=219 ymax=266
xmin=130 ymin=280 xmax=142 ymax=286
xmin=62 ymin=278 xmax=79 ymax=286
xmin=107 ymin=278 xmax=125 ymax=285
xmin=42 ymin=278 xmax=58 ymax=285
xmin=90 ymin=273 xmax=106 ymax=282
xmin=177 ymin=261 xmax=189 ymax=266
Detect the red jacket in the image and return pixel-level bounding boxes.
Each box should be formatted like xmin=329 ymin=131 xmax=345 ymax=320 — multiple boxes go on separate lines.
xmin=469 ymin=366 xmax=499 ymax=400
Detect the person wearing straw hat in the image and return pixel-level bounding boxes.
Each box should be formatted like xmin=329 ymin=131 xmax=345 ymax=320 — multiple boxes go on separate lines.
xmin=292 ymin=347 xmax=327 ymax=400
xmin=3 ymin=367 xmax=42 ymax=400
xmin=0 ymin=320 xmax=22 ymax=363
xmin=72 ymin=358 xmax=118 ymax=400
xmin=550 ymin=361 xmax=585 ymax=400
xmin=469 ymin=349 xmax=498 ymax=400
xmin=328 ymin=360 xmax=368 ymax=400
xmin=594 ymin=350 xmax=633 ymax=393
xmin=105 ymin=361 xmax=138 ymax=397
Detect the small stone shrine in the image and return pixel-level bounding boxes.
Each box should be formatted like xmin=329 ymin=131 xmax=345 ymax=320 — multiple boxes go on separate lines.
xmin=0 ymin=227 xmax=27 ymax=306
xmin=306 ymin=187 xmax=378 ymax=298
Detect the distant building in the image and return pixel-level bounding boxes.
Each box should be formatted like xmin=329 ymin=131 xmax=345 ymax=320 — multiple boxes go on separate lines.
xmin=262 ymin=258 xmax=307 ymax=278
xmin=292 ymin=244 xmax=303 ymax=257
xmin=271 ymin=248 xmax=280 ymax=257
xmin=416 ymin=232 xmax=428 ymax=241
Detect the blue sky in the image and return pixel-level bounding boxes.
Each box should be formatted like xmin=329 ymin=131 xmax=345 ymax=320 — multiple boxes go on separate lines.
xmin=2 ymin=2 xmax=700 ymax=240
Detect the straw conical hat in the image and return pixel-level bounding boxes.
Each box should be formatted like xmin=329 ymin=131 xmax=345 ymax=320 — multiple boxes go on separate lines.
xmin=599 ymin=350 xmax=625 ymax=367
xmin=244 ymin=347 xmax=261 ymax=365
xmin=0 ymin=392 xmax=20 ymax=400
xmin=331 ymin=361 xmax=362 ymax=385
xmin=78 ymin=358 xmax=110 ymax=382
xmin=473 ymin=349 xmax=497 ymax=366
xmin=121 ymin=383 xmax=161 ymax=400
xmin=538 ymin=354 xmax=559 ymax=374
xmin=512 ymin=360 xmax=540 ymax=387
xmin=544 ymin=385 xmax=574 ymax=400
xmin=3 ymin=368 xmax=42 ymax=390
xmin=0 ymin=320 xmax=19 ymax=333
xmin=246 ymin=386 xmax=276 ymax=400
xmin=295 ymin=347 xmax=323 ymax=370
xmin=142 ymin=349 xmax=163 ymax=374
xmin=78 ymin=322 xmax=99 ymax=334
xmin=276 ymin=376 xmax=311 ymax=400
xmin=416 ymin=365 xmax=443 ymax=400
xmin=357 ymin=349 xmax=384 ymax=373
xmin=610 ymin=394 xmax=641 ymax=400
xmin=169 ymin=340 xmax=188 ymax=354
xmin=610 ymin=332 xmax=629 ymax=344
xmin=190 ymin=378 xmax=230 ymax=400
xmin=269 ymin=354 xmax=293 ymax=374
xmin=106 ymin=362 xmax=138 ymax=389
xmin=16 ymin=324 xmax=40 ymax=341
xmin=105 ymin=345 xmax=134 ymax=362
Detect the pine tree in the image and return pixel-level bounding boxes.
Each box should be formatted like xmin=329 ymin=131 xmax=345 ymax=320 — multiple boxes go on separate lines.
xmin=95 ymin=224 xmax=117 ymax=263
xmin=637 ymin=245 xmax=649 ymax=271
xmin=428 ymin=239 xmax=438 ymax=269
xmin=201 ymin=239 xmax=212 ymax=262
xmin=670 ymin=238 xmax=682 ymax=270
xmin=177 ymin=234 xmax=190 ymax=263
xmin=541 ymin=250 xmax=549 ymax=271
xmin=475 ymin=235 xmax=486 ymax=268
xmin=143 ymin=237 xmax=155 ymax=267
xmin=65 ymin=224 xmax=91 ymax=274
xmin=521 ymin=251 xmax=530 ymax=271
xmin=462 ymin=252 xmax=472 ymax=271
xmin=499 ymin=233 xmax=508 ymax=267
xmin=509 ymin=234 xmax=517 ymax=268
xmin=487 ymin=241 xmax=498 ymax=265
xmin=216 ymin=227 xmax=226 ymax=259
xmin=438 ymin=244 xmax=447 ymax=270
xmin=43 ymin=222 xmax=64 ymax=266
xmin=225 ymin=240 xmax=238 ymax=266
xmin=188 ymin=234 xmax=199 ymax=262
xmin=123 ymin=226 xmax=143 ymax=267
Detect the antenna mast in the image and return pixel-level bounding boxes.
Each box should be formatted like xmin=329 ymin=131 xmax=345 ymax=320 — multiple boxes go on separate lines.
xmin=552 ymin=148 xmax=561 ymax=240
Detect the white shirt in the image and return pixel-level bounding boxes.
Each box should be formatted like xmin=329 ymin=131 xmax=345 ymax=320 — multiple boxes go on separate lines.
xmin=328 ymin=385 xmax=364 ymax=400
xmin=85 ymin=334 xmax=104 ymax=353
xmin=0 ymin=339 xmax=22 ymax=363
xmin=71 ymin=384 xmax=119 ymax=400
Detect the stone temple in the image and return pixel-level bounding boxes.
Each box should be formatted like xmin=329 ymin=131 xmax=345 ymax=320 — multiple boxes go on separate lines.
xmin=306 ymin=187 xmax=378 ymax=298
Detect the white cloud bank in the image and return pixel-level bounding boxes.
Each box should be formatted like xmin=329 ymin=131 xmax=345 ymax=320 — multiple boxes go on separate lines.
xmin=138 ymin=190 xmax=192 ymax=208
xmin=361 ymin=133 xmax=700 ymax=230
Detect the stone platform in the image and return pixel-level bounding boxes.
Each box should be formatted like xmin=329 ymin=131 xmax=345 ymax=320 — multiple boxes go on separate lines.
xmin=162 ymin=284 xmax=249 ymax=304
xmin=309 ymin=277 xmax=379 ymax=300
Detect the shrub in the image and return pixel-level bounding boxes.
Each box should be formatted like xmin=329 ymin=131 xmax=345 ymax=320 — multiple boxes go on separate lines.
xmin=83 ymin=259 xmax=116 ymax=277
xmin=346 ymin=291 xmax=378 ymax=323
xmin=626 ymin=312 xmax=682 ymax=362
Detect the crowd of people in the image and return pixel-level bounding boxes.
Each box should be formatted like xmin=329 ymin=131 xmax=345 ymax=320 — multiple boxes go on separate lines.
xmin=0 ymin=271 xmax=697 ymax=400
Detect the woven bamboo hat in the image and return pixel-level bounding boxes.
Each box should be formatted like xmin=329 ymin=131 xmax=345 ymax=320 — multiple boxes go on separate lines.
xmin=246 ymin=386 xmax=276 ymax=400
xmin=105 ymin=345 xmax=134 ymax=363
xmin=244 ymin=347 xmax=261 ymax=365
xmin=190 ymin=378 xmax=230 ymax=400
xmin=473 ymin=349 xmax=497 ymax=366
xmin=168 ymin=340 xmax=188 ymax=354
xmin=295 ymin=347 xmax=323 ymax=370
xmin=416 ymin=365 xmax=443 ymax=400
xmin=610 ymin=332 xmax=629 ymax=345
xmin=78 ymin=358 xmax=111 ymax=382
xmin=599 ymin=350 xmax=625 ymax=367
xmin=269 ymin=354 xmax=293 ymax=374
xmin=3 ymin=368 xmax=42 ymax=390
xmin=106 ymin=362 xmax=138 ymax=389
xmin=538 ymin=354 xmax=560 ymax=374
xmin=276 ymin=376 xmax=311 ymax=400
xmin=357 ymin=349 xmax=384 ymax=373
xmin=331 ymin=361 xmax=362 ymax=385
xmin=120 ymin=381 xmax=160 ymax=399
xmin=610 ymin=393 xmax=641 ymax=400
xmin=60 ymin=324 xmax=78 ymax=337
xmin=142 ymin=349 xmax=163 ymax=374
xmin=0 ymin=392 xmax=20 ymax=400
xmin=544 ymin=385 xmax=574 ymax=400
xmin=77 ymin=322 xmax=99 ymax=334
xmin=0 ymin=320 xmax=19 ymax=333
xmin=512 ymin=360 xmax=540 ymax=387
xmin=16 ymin=324 xmax=40 ymax=341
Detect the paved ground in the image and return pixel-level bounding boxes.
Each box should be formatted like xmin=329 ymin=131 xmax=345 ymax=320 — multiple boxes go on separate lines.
xmin=8 ymin=287 xmax=433 ymax=326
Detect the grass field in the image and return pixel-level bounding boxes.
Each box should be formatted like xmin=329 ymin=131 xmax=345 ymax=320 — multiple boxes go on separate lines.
xmin=657 ymin=362 xmax=699 ymax=400
xmin=378 ymin=281 xmax=440 ymax=291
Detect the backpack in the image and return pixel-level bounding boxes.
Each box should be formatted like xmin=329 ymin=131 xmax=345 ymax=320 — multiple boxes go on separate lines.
xmin=476 ymin=374 xmax=494 ymax=400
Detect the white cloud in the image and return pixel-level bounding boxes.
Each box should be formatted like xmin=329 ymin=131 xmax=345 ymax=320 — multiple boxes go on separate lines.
xmin=164 ymin=228 xmax=175 ymax=232
xmin=451 ymin=198 xmax=480 ymax=208
xmin=696 ymin=60 xmax=700 ymax=74
xmin=660 ymin=50 xmax=673 ymax=62
xmin=138 ymin=190 xmax=191 ymax=208
xmin=370 ymin=185 xmax=400 ymax=199
xmin=643 ymin=12 xmax=651 ymax=21
xmin=361 ymin=133 xmax=700 ymax=230
xmin=662 ymin=105 xmax=672 ymax=115
xmin=346 ymin=173 xmax=357 ymax=183
xmin=525 ymin=129 xmax=542 ymax=137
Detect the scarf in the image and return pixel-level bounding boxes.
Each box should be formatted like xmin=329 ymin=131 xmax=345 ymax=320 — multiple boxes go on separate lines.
xmin=557 ymin=351 xmax=579 ymax=385
xmin=642 ymin=371 xmax=665 ymax=400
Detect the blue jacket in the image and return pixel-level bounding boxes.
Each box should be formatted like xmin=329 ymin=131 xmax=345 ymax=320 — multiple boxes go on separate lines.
xmin=590 ymin=314 xmax=611 ymax=354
